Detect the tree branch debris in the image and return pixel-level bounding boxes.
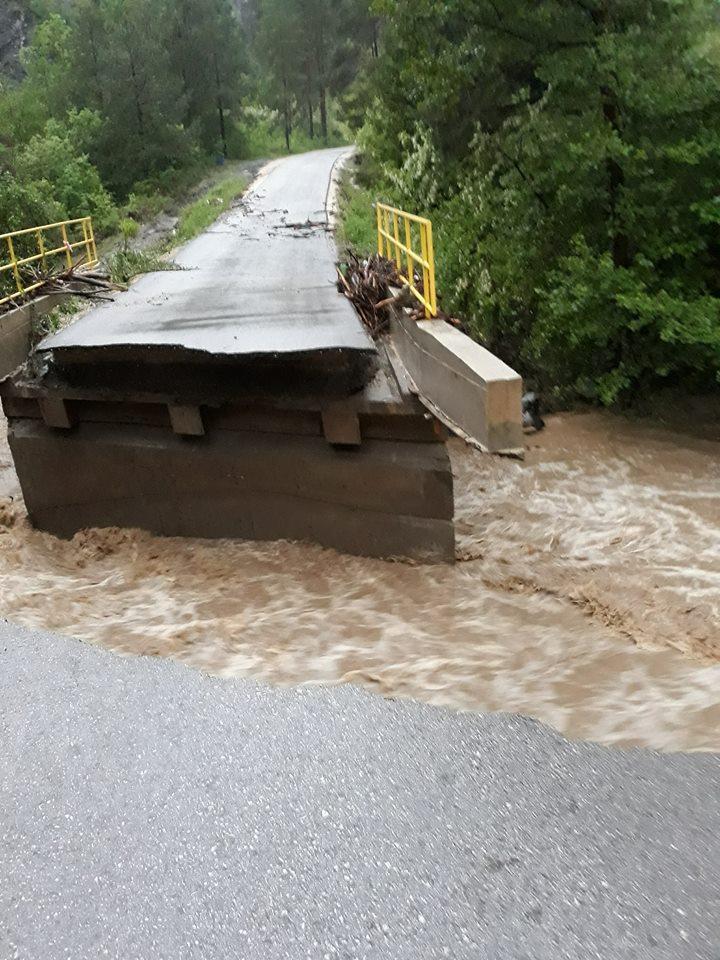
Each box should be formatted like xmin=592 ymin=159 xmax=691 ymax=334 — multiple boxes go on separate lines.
xmin=336 ymin=252 xmax=464 ymax=338
xmin=0 ymin=262 xmax=124 ymax=315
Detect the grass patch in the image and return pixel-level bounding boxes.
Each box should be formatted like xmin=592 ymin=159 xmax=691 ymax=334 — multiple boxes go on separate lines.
xmin=336 ymin=166 xmax=377 ymax=256
xmin=106 ymin=248 xmax=179 ymax=285
xmin=243 ymin=126 xmax=349 ymax=160
xmin=173 ymin=175 xmax=250 ymax=246
xmin=233 ymin=103 xmax=351 ymax=161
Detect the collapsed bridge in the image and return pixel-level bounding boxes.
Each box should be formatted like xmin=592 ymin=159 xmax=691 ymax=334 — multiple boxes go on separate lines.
xmin=0 ymin=148 xmax=522 ymax=563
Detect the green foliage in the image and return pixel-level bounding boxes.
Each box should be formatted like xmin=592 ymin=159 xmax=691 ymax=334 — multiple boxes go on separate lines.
xmin=0 ymin=112 xmax=118 ymax=236
xmin=122 ymin=189 xmax=171 ymax=223
xmin=30 ymin=297 xmax=82 ymax=348
xmin=0 ymin=0 xmax=370 ymax=260
xmin=18 ymin=119 xmax=118 ymax=232
xmin=251 ymin=0 xmax=377 ymax=149
xmin=234 ymin=111 xmax=348 ymax=159
xmin=336 ymin=172 xmax=379 ymax=255
xmin=362 ymin=0 xmax=720 ymax=404
xmin=119 ymin=217 xmax=140 ymax=249
xmin=0 ymin=0 xmax=252 ymax=225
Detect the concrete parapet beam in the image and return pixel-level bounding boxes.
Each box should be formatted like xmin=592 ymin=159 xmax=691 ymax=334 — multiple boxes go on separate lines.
xmin=389 ymin=309 xmax=523 ymax=454
xmin=0 ymin=295 xmax=63 ymax=380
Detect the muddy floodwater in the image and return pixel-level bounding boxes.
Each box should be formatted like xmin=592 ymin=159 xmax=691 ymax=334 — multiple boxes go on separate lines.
xmin=1 ymin=411 xmax=719 ymax=751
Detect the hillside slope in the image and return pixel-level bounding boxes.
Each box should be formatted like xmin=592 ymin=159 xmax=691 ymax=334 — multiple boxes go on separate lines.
xmin=0 ymin=1 xmax=28 ymax=80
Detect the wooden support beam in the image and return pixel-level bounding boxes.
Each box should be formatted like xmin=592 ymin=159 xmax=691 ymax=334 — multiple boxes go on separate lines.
xmin=168 ymin=404 xmax=204 ymax=437
xmin=38 ymin=397 xmax=73 ymax=430
xmin=321 ymin=404 xmax=362 ymax=446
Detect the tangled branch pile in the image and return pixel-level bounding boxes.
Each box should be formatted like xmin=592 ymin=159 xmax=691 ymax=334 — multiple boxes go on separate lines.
xmin=0 ymin=262 xmax=122 ymax=315
xmin=336 ymin=253 xmax=415 ymax=338
xmin=336 ymin=252 xmax=464 ymax=338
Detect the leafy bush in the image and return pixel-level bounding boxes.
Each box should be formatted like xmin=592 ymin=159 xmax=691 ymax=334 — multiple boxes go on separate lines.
xmin=18 ymin=123 xmax=118 ymax=233
xmin=362 ymin=0 xmax=720 ymax=405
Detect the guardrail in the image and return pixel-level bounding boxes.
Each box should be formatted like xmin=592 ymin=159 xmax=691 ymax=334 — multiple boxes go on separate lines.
xmin=0 ymin=217 xmax=98 ymax=308
xmin=375 ymin=202 xmax=437 ymax=318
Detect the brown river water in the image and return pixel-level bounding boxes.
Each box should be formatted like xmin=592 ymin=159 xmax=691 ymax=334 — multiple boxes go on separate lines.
xmin=1 ymin=410 xmax=718 ymax=752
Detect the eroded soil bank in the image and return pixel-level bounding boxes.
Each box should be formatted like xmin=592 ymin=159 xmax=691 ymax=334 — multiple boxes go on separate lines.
xmin=1 ymin=410 xmax=718 ymax=751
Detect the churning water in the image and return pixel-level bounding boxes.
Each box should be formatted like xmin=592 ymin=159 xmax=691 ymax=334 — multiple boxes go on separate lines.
xmin=1 ymin=411 xmax=718 ymax=751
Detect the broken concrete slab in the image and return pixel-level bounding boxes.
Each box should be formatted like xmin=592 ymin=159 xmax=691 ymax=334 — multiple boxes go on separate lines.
xmin=8 ymin=417 xmax=455 ymax=562
xmin=389 ymin=308 xmax=524 ymax=453
xmin=37 ymin=149 xmax=376 ymax=398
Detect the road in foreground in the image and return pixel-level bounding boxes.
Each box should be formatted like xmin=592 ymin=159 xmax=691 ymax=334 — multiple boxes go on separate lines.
xmin=1 ymin=620 xmax=719 ymax=959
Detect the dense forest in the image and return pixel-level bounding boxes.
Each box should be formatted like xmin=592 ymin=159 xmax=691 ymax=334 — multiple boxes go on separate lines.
xmin=2 ymin=0 xmax=720 ymax=404
xmin=353 ymin=0 xmax=720 ymax=404
xmin=0 ymin=0 xmax=373 ymax=231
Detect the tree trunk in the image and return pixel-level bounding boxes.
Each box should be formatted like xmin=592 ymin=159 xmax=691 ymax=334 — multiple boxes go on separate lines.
xmin=308 ymin=95 xmax=315 ymax=138
xmin=283 ymin=78 xmax=291 ymax=151
xmin=214 ymin=54 xmax=228 ymax=158
xmin=319 ymin=85 xmax=328 ymax=140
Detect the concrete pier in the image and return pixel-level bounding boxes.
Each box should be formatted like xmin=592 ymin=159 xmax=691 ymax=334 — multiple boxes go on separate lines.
xmin=1 ymin=149 xmax=455 ymax=561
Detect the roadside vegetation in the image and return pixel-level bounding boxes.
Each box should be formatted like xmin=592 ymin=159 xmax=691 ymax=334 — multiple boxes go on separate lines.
xmin=106 ymin=171 xmax=252 ymax=280
xmin=0 ymin=0 xmax=373 ymax=297
xmin=336 ymin=168 xmax=376 ymax=256
xmin=344 ymin=0 xmax=720 ymax=407
xmin=174 ymin=175 xmax=250 ymax=245
xmin=3 ymin=0 xmax=720 ymax=408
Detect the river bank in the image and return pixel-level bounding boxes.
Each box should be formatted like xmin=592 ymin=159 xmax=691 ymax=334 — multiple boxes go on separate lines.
xmin=1 ymin=407 xmax=718 ymax=752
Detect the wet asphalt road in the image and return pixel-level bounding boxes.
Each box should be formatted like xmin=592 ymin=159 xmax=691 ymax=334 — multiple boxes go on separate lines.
xmin=1 ymin=620 xmax=719 ymax=960
xmin=39 ymin=148 xmax=374 ymax=360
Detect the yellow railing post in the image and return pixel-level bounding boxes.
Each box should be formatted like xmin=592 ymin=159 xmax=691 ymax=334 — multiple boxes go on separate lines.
xmin=37 ymin=229 xmax=47 ymax=272
xmin=419 ymin=222 xmax=429 ymax=318
xmin=404 ymin=217 xmax=413 ymax=287
xmin=60 ymin=222 xmax=72 ymax=269
xmin=88 ymin=218 xmax=98 ymax=264
xmin=423 ymin=220 xmax=437 ymax=318
xmin=7 ymin=237 xmax=23 ymax=295
xmin=375 ymin=202 xmax=437 ymax=318
xmin=0 ymin=217 xmax=99 ymax=308
xmin=81 ymin=218 xmax=92 ymax=265
xmin=392 ymin=211 xmax=402 ymax=273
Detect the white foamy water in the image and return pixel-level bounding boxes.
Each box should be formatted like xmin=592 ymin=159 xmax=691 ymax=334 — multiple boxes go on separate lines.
xmin=1 ymin=412 xmax=719 ymax=751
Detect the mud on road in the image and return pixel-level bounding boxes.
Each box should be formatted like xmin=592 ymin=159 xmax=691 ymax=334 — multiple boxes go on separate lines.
xmin=1 ymin=410 xmax=719 ymax=752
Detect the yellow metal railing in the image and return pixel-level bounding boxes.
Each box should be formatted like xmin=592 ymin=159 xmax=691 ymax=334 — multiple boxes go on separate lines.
xmin=376 ymin=202 xmax=437 ymax=318
xmin=0 ymin=217 xmax=98 ymax=308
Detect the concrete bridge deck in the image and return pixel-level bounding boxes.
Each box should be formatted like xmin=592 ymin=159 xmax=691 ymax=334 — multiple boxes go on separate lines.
xmin=39 ymin=148 xmax=375 ymax=367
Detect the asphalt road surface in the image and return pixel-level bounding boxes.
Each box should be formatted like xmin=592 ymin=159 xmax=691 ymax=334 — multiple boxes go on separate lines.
xmin=1 ymin=620 xmax=719 ymax=960
xmin=39 ymin=148 xmax=374 ymax=361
